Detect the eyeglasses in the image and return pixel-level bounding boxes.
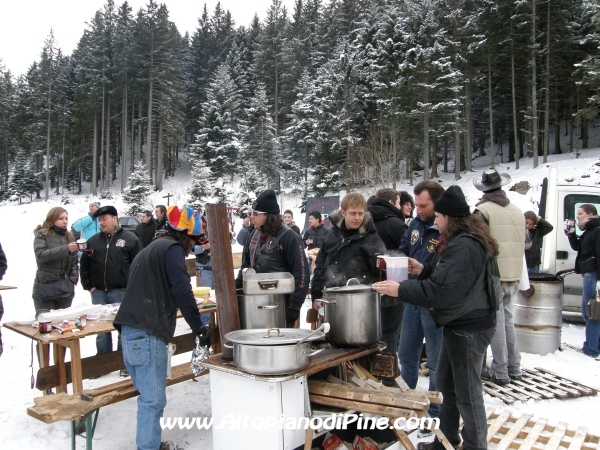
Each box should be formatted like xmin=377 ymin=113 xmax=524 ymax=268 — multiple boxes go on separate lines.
xmin=252 ymin=211 xmax=266 ymax=216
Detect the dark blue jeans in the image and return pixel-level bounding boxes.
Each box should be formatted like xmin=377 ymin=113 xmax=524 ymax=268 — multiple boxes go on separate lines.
xmin=398 ymin=304 xmax=443 ymax=417
xmin=433 ymin=327 xmax=495 ymax=450
xmin=582 ymin=272 xmax=600 ymax=357
xmin=91 ymin=288 xmax=126 ymax=354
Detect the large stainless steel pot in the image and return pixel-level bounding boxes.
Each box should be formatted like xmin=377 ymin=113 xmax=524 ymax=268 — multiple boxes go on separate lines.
xmin=322 ymin=278 xmax=381 ymax=347
xmin=243 ymin=272 xmax=295 ymax=295
xmin=236 ymin=289 xmax=285 ymax=329
xmin=224 ymin=327 xmax=326 ymax=375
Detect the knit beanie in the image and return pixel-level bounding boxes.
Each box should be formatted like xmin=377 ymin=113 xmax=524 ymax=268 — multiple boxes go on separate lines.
xmin=254 ymin=189 xmax=280 ymax=214
xmin=434 ymin=185 xmax=471 ymax=217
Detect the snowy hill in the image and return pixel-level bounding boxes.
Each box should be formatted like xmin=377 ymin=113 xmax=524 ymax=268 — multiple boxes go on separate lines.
xmin=1 ymin=148 xmax=600 ymax=449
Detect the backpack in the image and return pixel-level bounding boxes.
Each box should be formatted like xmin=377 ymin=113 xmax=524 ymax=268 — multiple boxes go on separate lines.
xmin=463 ymin=234 xmax=502 ymax=317
xmin=70 ymin=225 xmax=81 ymax=241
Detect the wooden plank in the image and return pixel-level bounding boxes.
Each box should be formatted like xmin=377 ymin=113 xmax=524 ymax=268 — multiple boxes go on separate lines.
xmin=496 ymin=414 xmax=531 ymax=450
xmin=28 ymin=363 xmax=206 ymax=424
xmin=395 ymin=375 xmax=410 ymax=392
xmin=510 ymin=379 xmax=555 ymax=399
xmin=482 ymin=384 xmax=515 ymax=404
xmin=351 ymin=376 xmax=367 ymax=388
xmin=521 ymin=369 xmax=573 ymax=397
xmin=487 ymin=410 xmax=512 ymax=442
xmin=309 ymin=394 xmax=416 ymax=419
xmin=388 ymin=421 xmax=415 ymax=450
xmin=534 ymin=367 xmax=598 ymax=394
xmin=545 ymin=422 xmax=568 ymax=450
xmin=415 ymin=411 xmax=454 ymax=450
xmin=53 ymin=344 xmax=67 ymax=394
xmin=36 ymin=332 xmax=196 ymax=390
xmin=69 ymin=339 xmax=83 ymax=394
xmin=308 ymin=381 xmax=429 ymax=411
xmin=518 ymin=417 xmax=547 ymax=450
xmin=568 ymin=427 xmax=589 ymax=450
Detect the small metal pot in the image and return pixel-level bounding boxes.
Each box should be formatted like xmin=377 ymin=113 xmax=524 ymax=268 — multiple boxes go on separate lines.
xmin=225 ymin=328 xmax=325 ymax=375
xmin=236 ymin=289 xmax=285 ymax=330
xmin=322 ymin=278 xmax=381 ymax=347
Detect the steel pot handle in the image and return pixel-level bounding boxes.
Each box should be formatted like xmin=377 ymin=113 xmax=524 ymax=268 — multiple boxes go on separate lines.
xmin=258 ymin=280 xmax=279 ymax=290
xmin=320 ymin=298 xmax=337 ymax=304
xmin=223 ymin=342 xmax=233 ymax=349
xmin=308 ymin=348 xmax=325 ymax=357
xmin=256 ymin=304 xmax=280 ymax=310
xmin=346 ymin=278 xmax=361 ymax=286
xmin=263 ymin=328 xmax=284 ymax=338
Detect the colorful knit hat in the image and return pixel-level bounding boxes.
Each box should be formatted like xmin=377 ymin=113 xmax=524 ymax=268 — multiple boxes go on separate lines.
xmin=167 ymin=206 xmax=203 ymax=237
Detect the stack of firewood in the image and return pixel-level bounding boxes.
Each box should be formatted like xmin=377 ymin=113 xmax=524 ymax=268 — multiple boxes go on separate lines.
xmin=307 ymin=362 xmax=452 ymax=450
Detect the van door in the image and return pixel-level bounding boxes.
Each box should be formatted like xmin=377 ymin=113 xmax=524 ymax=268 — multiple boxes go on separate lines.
xmin=555 ymin=191 xmax=600 ymax=313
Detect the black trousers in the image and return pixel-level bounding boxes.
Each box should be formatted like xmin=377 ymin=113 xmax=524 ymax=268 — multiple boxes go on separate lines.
xmin=380 ymin=298 xmax=405 ymax=354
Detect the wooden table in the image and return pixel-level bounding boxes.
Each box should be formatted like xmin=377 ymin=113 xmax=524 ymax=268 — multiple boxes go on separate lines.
xmin=3 ymin=304 xmax=219 ymax=396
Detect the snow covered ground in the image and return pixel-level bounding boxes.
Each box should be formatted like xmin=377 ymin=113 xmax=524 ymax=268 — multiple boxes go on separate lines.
xmin=2 ymin=145 xmax=600 ymax=449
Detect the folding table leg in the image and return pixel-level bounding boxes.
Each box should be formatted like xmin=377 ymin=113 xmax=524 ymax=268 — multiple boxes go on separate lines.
xmin=71 ymin=409 xmax=99 ymax=450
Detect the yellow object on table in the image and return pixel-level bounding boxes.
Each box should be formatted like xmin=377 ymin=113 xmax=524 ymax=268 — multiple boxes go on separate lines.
xmin=192 ymin=286 xmax=211 ymax=298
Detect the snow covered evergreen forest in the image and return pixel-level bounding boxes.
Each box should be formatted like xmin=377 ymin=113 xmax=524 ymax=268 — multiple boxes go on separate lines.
xmin=1 ymin=0 xmax=600 ymax=208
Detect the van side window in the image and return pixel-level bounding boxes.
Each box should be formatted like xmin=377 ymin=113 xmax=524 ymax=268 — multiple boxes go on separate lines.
xmin=564 ymin=194 xmax=600 ymax=236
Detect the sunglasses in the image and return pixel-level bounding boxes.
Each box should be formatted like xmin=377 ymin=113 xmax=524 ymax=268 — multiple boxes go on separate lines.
xmin=251 ymin=211 xmax=266 ymax=216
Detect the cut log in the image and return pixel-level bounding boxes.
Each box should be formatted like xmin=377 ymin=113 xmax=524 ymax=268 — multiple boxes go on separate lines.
xmin=308 ymin=381 xmax=429 ymax=411
xmin=309 ymin=394 xmax=416 ymax=419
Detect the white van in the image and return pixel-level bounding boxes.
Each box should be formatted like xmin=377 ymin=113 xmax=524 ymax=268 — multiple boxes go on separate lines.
xmin=541 ymin=164 xmax=600 ymax=316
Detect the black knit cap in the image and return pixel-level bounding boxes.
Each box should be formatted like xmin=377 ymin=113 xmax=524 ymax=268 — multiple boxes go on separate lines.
xmin=434 ymin=185 xmax=471 ymax=217
xmin=254 ymin=189 xmax=280 ymax=214
xmin=93 ymin=205 xmax=118 ymax=218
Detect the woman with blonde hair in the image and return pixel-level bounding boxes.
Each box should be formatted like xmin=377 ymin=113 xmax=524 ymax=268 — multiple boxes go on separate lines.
xmin=33 ymin=207 xmax=79 ymax=312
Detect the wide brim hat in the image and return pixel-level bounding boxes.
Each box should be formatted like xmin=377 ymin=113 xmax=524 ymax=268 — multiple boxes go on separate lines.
xmin=166 ymin=206 xmax=203 ymax=239
xmin=473 ymin=169 xmax=511 ymax=191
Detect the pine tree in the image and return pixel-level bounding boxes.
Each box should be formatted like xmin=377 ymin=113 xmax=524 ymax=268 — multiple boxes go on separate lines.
xmin=10 ymin=149 xmax=40 ymax=204
xmin=187 ymin=149 xmax=212 ymax=210
xmin=194 ymin=63 xmax=243 ymax=182
xmin=122 ymin=161 xmax=152 ymax=216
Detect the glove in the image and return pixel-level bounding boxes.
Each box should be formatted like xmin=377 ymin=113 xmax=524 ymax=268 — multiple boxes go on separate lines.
xmin=596 ymin=281 xmax=600 ymax=292
xmin=285 ymin=308 xmax=300 ymax=326
xmin=193 ymin=326 xmax=210 ymax=347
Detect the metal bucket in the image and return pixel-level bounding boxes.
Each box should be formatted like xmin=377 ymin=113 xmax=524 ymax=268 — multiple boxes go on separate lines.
xmin=236 ymin=289 xmax=286 ymax=330
xmin=514 ymin=273 xmax=563 ymax=355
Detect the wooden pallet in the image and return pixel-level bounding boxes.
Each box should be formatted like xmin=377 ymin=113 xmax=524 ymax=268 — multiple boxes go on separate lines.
xmin=486 ymin=408 xmax=600 ymax=450
xmin=482 ymin=367 xmax=598 ymax=404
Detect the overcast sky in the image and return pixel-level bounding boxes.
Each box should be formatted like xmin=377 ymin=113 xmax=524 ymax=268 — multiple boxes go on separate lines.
xmin=0 ymin=0 xmax=296 ymax=77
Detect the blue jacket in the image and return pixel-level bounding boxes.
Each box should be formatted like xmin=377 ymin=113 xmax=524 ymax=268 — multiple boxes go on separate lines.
xmin=397 ymin=215 xmax=440 ymax=280
xmin=72 ymin=213 xmax=100 ymax=240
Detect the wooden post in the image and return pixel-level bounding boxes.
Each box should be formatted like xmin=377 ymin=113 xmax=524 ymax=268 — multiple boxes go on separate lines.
xmin=206 ymin=203 xmax=240 ymax=360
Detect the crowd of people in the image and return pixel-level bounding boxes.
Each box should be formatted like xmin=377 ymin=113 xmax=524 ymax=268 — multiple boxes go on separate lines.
xmin=15 ymin=171 xmax=598 ymax=450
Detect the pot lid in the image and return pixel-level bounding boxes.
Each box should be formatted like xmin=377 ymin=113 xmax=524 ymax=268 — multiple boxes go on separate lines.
xmin=324 ymin=284 xmax=373 ymax=293
xmin=225 ymin=328 xmax=325 ymax=345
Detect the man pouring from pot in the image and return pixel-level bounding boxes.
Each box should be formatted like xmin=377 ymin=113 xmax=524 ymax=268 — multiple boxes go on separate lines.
xmin=311 ymin=192 xmax=386 ymax=309
xmin=236 ymin=189 xmax=310 ymax=327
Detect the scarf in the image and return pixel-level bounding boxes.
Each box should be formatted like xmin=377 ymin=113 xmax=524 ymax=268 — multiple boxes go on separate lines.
xmin=578 ymin=215 xmax=600 ymax=231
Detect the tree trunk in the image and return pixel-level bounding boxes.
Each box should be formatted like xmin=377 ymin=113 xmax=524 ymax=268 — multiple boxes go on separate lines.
xmin=443 ymin=135 xmax=448 ymax=173
xmin=147 ymin=77 xmax=153 ymax=182
xmin=531 ymin=0 xmax=538 ymax=168
xmin=465 ymin=80 xmax=473 ymax=171
xmin=543 ymin=0 xmax=550 ymax=163
xmin=60 ymin=117 xmax=65 ymax=195
xmin=487 ymin=49 xmax=495 ymax=168
xmin=156 ymin=120 xmax=163 ymax=191
xmin=431 ymin=134 xmax=438 ymax=178
xmin=511 ymin=19 xmax=519 ymax=169
xmin=423 ymin=92 xmax=429 ymax=181
xmin=121 ymin=84 xmax=127 ymax=191
xmin=455 ymin=112 xmax=461 ymax=180
xmin=92 ymin=112 xmax=98 ymax=195
xmin=137 ymin=100 xmax=142 ymax=163
xmin=105 ymin=98 xmax=111 ymax=189
xmin=100 ymin=82 xmax=105 ymax=191
xmin=45 ymin=78 xmax=52 ymax=200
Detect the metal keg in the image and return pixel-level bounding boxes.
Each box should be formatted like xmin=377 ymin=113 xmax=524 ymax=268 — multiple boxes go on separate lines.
xmin=514 ymin=273 xmax=563 ymax=355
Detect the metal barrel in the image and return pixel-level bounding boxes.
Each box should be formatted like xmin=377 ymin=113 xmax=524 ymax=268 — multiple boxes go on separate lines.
xmin=514 ymin=274 xmax=563 ymax=356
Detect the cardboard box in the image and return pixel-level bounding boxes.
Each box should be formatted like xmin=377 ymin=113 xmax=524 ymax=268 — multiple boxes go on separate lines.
xmin=323 ymin=433 xmax=349 ymax=450
xmin=353 ymin=435 xmax=378 ymax=450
